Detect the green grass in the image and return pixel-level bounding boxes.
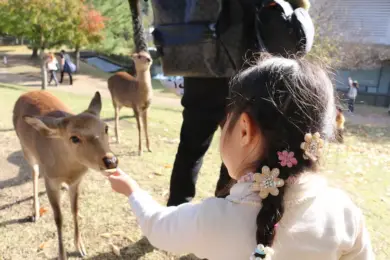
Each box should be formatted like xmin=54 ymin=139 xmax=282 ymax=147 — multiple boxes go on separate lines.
xmin=0 ymin=81 xmax=389 ymax=259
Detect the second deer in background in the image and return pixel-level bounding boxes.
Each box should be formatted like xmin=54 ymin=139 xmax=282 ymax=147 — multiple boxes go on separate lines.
xmin=107 ymin=0 xmax=153 ymax=156
xmin=107 ymin=52 xmax=153 ymax=155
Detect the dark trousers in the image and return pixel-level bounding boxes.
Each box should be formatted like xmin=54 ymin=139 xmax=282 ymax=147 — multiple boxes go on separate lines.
xmin=60 ymin=69 xmax=73 ymax=85
xmin=167 ymin=77 xmax=234 ymax=206
xmin=348 ymin=98 xmax=355 ymax=113
xmin=48 ymin=70 xmax=58 ymax=85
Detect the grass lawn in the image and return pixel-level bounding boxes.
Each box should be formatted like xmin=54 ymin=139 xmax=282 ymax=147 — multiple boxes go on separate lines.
xmin=0 ymin=84 xmax=389 ymax=258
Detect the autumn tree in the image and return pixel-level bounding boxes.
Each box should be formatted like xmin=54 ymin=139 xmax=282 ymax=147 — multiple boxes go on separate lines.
xmin=0 ymin=0 xmax=86 ymax=89
xmin=69 ymin=4 xmax=106 ymax=72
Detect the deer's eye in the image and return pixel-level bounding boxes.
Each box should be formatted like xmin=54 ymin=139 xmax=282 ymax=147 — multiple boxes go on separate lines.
xmin=105 ymin=126 xmax=109 ymax=134
xmin=70 ymin=136 xmax=81 ymax=144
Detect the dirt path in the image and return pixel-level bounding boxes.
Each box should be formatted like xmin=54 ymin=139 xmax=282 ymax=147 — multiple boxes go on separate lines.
xmin=0 ymin=61 xmax=181 ymax=109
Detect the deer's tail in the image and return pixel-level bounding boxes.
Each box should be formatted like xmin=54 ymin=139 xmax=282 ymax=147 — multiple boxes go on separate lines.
xmin=128 ymin=0 xmax=148 ymax=53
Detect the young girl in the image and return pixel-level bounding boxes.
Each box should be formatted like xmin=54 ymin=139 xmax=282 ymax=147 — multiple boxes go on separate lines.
xmin=46 ymin=52 xmax=59 ymax=86
xmin=108 ymin=56 xmax=374 ymax=260
xmin=336 ymin=106 xmax=346 ymax=143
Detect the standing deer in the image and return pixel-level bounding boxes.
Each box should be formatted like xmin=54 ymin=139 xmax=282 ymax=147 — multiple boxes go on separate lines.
xmin=107 ymin=0 xmax=153 ymax=156
xmin=108 ymin=51 xmax=153 ymax=155
xmin=13 ymin=90 xmax=118 ymax=260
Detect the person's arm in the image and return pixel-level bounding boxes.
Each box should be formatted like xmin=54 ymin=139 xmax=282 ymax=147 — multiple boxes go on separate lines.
xmin=108 ymin=169 xmax=221 ymax=257
xmin=348 ymin=77 xmax=353 ymax=88
xmin=340 ymin=210 xmax=375 ymax=260
xmin=129 ymin=189 xmax=220 ymax=256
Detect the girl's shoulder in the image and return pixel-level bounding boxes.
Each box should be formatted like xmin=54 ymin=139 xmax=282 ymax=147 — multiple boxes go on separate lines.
xmin=316 ymin=185 xmax=363 ymax=222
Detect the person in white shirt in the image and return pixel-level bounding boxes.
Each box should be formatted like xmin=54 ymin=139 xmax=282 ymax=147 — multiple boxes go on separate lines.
xmin=107 ymin=56 xmax=374 ymax=260
xmin=46 ymin=52 xmax=59 ymax=86
xmin=347 ymin=77 xmax=358 ymax=113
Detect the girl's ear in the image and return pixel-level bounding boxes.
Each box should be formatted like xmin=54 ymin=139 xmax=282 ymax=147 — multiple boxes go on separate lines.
xmin=238 ymin=112 xmax=259 ymax=146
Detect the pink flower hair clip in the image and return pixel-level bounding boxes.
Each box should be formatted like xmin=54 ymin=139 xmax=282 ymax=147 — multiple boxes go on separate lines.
xmin=277 ymin=150 xmax=298 ymax=168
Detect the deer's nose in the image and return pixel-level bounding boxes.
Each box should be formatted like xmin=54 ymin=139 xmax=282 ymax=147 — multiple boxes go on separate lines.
xmin=102 ymin=154 xmax=118 ymax=169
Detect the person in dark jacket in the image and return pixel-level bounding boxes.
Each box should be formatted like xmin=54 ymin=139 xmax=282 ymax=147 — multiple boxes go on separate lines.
xmin=59 ymin=50 xmax=73 ymax=85
xmin=167 ymin=0 xmax=314 ymax=206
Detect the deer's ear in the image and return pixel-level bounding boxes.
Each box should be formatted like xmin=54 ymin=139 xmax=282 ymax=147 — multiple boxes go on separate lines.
xmin=24 ymin=116 xmax=64 ymax=138
xmin=85 ymin=91 xmax=102 ymax=116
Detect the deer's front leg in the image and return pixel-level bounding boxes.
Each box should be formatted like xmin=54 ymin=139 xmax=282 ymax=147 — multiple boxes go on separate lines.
xmin=45 ymin=178 xmax=67 ymax=260
xmin=134 ymin=109 xmax=143 ymax=156
xmin=141 ymin=109 xmax=152 ymax=153
xmin=32 ymin=164 xmax=40 ymax=222
xmin=114 ymin=104 xmax=121 ymax=144
xmin=69 ymin=181 xmax=87 ymax=257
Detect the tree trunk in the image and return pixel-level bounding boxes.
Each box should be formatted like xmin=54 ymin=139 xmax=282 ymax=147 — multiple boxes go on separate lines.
xmin=75 ymin=47 xmax=80 ymax=73
xmin=40 ymin=49 xmax=48 ymax=90
xmin=20 ymin=37 xmax=24 ymax=45
xmin=31 ymin=47 xmax=38 ymax=58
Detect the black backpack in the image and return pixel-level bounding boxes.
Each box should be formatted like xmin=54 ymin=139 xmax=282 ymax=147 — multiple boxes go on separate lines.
xmin=150 ymin=0 xmax=314 ymax=78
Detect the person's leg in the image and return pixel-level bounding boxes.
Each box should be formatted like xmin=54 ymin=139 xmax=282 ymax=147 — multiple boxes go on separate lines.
xmin=48 ymin=70 xmax=53 ymax=85
xmin=68 ymin=71 xmax=73 ymax=85
xmin=167 ymin=77 xmax=230 ymax=206
xmin=348 ymin=99 xmax=353 ymax=112
xmin=53 ymin=71 xmax=59 ymax=86
xmin=60 ymin=70 xmax=64 ymax=83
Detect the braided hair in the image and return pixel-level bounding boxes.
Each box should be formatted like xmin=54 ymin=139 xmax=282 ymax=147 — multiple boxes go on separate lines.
xmin=225 ymin=55 xmax=336 ymax=255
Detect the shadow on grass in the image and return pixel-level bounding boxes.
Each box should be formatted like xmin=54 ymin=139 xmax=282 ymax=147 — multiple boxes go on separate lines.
xmin=0 ymin=191 xmax=47 ymax=212
xmin=0 ymin=215 xmax=35 ymax=228
xmin=0 ymin=150 xmax=41 ymax=190
xmin=85 ymin=236 xmax=201 ymax=260
xmin=0 ymin=83 xmax=24 ymax=91
xmin=86 ymin=237 xmax=155 ymax=260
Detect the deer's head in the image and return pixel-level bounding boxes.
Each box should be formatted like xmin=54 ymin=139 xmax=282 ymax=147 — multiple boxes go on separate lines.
xmin=132 ymin=51 xmax=152 ymax=72
xmin=24 ymin=92 xmax=118 ymax=172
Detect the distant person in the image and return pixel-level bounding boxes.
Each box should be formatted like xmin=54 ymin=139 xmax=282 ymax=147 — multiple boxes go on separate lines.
xmin=347 ymin=77 xmax=358 ymax=113
xmin=336 ymin=106 xmax=345 ymax=143
xmin=106 ymin=56 xmax=374 ymax=260
xmin=3 ymin=55 xmax=7 ymax=66
xmin=46 ymin=52 xmax=59 ymax=86
xmin=59 ymin=50 xmax=75 ymax=85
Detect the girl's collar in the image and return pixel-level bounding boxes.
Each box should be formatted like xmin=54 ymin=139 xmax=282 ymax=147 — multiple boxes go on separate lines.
xmin=227 ymin=172 xmax=327 ymax=208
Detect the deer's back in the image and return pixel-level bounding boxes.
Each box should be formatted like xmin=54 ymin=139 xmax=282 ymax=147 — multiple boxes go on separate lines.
xmin=13 ymin=91 xmax=72 ymax=168
xmin=108 ymin=72 xmax=141 ymax=107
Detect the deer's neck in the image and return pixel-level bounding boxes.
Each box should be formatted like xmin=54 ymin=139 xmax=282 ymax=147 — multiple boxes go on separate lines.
xmin=136 ymin=70 xmax=153 ymax=97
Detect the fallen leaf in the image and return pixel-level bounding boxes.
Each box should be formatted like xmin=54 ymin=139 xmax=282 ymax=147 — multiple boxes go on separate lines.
xmin=38 ymin=242 xmax=46 ymax=250
xmin=110 ymin=243 xmax=121 ymax=256
xmin=100 ymin=233 xmax=111 ymax=239
xmin=39 ymin=207 xmax=48 ymax=217
xmin=164 ymin=164 xmax=172 ymax=169
xmin=153 ymin=172 xmax=163 ymax=176
xmin=111 ymin=231 xmax=126 ymax=237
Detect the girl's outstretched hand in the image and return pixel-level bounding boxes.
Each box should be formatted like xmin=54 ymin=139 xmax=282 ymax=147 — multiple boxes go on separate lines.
xmin=107 ymin=168 xmax=140 ymax=197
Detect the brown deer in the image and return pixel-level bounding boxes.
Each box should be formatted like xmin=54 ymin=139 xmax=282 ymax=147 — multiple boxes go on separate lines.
xmin=106 ymin=0 xmax=153 ymax=156
xmin=13 ymin=90 xmax=118 ymax=260
xmin=108 ymin=52 xmax=153 ymax=156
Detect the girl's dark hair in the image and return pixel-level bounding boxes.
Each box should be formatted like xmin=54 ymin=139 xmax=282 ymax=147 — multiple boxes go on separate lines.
xmin=226 ymin=54 xmax=336 ymax=249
